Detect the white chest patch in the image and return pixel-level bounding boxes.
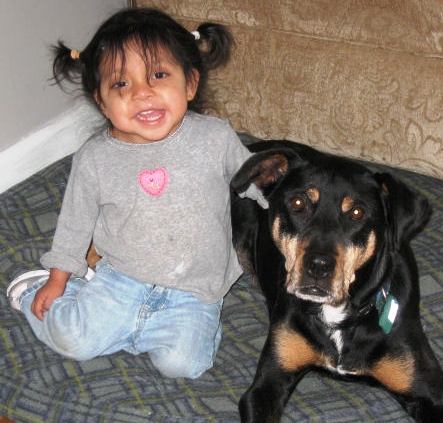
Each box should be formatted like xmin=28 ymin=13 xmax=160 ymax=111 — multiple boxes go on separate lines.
xmin=321 ymin=304 xmax=347 ymax=355
xmin=320 ymin=304 xmax=358 ymax=375
xmin=322 ymin=303 xmax=347 ymax=326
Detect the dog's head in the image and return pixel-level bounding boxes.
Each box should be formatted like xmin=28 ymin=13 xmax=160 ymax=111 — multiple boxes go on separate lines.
xmin=232 ymin=144 xmax=431 ymax=306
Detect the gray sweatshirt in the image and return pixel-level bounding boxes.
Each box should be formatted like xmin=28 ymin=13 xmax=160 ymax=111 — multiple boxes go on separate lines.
xmin=41 ymin=112 xmax=253 ymax=303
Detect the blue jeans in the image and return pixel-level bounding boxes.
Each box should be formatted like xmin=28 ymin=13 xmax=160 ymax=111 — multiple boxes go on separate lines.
xmin=20 ymin=263 xmax=223 ymax=379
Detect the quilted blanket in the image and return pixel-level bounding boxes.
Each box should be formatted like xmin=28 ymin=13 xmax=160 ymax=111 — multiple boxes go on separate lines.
xmin=1 ymin=146 xmax=443 ymax=422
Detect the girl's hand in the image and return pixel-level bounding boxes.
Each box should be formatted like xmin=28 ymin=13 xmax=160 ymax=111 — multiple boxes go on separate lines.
xmin=31 ymin=268 xmax=71 ymax=320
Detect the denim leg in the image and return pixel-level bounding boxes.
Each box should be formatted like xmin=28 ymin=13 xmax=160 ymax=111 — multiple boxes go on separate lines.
xmin=131 ymin=286 xmax=223 ymax=379
xmin=19 ymin=264 xmax=223 ymax=378
xmin=20 ymin=264 xmax=146 ymax=360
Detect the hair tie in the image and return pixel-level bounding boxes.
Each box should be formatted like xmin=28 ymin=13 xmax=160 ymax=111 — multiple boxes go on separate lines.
xmin=70 ymin=50 xmax=81 ymax=60
xmin=191 ymin=31 xmax=200 ymax=41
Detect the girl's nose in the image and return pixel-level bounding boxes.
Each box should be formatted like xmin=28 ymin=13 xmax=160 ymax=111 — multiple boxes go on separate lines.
xmin=133 ymin=80 xmax=154 ymax=100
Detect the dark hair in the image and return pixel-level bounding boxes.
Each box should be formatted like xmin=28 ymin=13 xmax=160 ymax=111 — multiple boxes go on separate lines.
xmin=52 ymin=8 xmax=234 ymax=113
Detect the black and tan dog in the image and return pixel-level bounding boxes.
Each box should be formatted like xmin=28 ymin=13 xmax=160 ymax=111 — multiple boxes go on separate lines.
xmin=231 ymin=141 xmax=443 ymax=423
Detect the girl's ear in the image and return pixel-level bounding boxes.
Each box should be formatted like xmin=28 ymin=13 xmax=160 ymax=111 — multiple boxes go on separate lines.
xmin=186 ymin=69 xmax=200 ymax=101
xmin=93 ymin=90 xmax=101 ymax=107
xmin=93 ymin=90 xmax=109 ymax=118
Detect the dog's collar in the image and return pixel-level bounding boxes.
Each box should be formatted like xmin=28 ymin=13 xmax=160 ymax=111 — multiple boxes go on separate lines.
xmin=358 ymin=281 xmax=399 ymax=334
xmin=357 ymin=281 xmax=391 ymax=315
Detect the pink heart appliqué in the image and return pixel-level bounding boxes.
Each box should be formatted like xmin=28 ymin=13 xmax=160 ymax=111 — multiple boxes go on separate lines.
xmin=138 ymin=168 xmax=168 ymax=197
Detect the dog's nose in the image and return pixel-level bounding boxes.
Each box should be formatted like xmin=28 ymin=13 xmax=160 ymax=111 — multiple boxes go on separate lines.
xmin=304 ymin=253 xmax=335 ymax=280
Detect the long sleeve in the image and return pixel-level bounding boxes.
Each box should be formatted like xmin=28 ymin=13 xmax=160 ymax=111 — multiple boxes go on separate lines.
xmin=40 ymin=147 xmax=100 ymax=277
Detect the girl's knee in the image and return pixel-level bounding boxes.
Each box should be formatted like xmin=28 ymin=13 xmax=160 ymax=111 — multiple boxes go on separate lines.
xmin=42 ymin=318 xmax=102 ymax=361
xmin=149 ymin=323 xmax=222 ymax=378
xmin=150 ymin=348 xmax=213 ymax=379
xmin=46 ymin=332 xmax=98 ymax=361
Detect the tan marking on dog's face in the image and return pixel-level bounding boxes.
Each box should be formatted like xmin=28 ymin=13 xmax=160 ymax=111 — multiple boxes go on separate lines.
xmin=343 ymin=231 xmax=376 ymax=278
xmin=334 ymin=231 xmax=377 ymax=298
xmin=273 ymin=214 xmax=377 ymax=304
xmin=288 ymin=231 xmax=376 ymax=305
xmin=272 ymin=217 xmax=300 ymax=276
xmin=341 ymin=196 xmax=354 ymax=213
xmin=274 ymin=325 xmax=324 ymax=371
xmin=368 ymin=354 xmax=414 ymax=393
xmin=306 ymin=187 xmax=319 ymax=203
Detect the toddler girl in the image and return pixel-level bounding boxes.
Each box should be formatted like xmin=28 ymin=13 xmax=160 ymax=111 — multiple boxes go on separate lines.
xmin=7 ymin=7 xmax=257 ymax=379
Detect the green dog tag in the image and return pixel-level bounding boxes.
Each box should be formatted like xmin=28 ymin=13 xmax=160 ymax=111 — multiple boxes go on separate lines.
xmin=377 ymin=294 xmax=399 ymax=334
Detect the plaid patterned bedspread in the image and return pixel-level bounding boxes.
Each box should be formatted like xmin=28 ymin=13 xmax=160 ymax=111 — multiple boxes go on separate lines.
xmin=1 ymin=148 xmax=442 ymax=423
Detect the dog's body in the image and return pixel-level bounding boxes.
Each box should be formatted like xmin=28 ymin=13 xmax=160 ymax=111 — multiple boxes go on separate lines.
xmin=231 ymin=141 xmax=443 ymax=423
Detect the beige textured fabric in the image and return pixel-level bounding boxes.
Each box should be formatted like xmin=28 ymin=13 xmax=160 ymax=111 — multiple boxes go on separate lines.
xmin=136 ymin=0 xmax=443 ymax=178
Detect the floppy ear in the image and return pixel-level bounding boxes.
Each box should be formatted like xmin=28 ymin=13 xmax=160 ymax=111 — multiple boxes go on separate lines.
xmin=231 ymin=148 xmax=298 ymax=195
xmin=374 ymin=172 xmax=431 ymax=249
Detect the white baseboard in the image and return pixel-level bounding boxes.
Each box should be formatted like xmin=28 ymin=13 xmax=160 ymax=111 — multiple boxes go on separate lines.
xmin=0 ymin=100 xmax=105 ymax=194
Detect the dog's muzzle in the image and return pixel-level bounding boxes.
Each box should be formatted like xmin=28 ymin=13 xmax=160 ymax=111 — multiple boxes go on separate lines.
xmin=289 ymin=252 xmax=338 ymax=303
xmin=304 ymin=252 xmax=335 ymax=281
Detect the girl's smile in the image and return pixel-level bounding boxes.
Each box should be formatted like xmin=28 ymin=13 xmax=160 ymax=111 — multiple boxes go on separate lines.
xmin=95 ymin=46 xmax=199 ymax=144
xmin=136 ymin=109 xmax=165 ymax=124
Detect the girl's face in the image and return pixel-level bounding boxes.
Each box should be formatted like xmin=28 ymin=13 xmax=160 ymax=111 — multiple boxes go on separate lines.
xmin=95 ymin=45 xmax=199 ymax=144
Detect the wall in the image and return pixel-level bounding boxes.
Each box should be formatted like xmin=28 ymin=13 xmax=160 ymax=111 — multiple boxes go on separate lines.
xmin=0 ymin=0 xmax=126 ymax=153
xmin=0 ymin=0 xmax=127 ymax=192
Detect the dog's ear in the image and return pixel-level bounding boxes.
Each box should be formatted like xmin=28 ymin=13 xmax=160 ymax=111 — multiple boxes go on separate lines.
xmin=374 ymin=172 xmax=431 ymax=249
xmin=231 ymin=148 xmax=298 ymax=195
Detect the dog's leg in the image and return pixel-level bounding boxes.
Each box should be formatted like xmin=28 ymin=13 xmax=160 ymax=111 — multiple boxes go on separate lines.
xmin=239 ymin=344 xmax=304 ymax=422
xmin=239 ymin=328 xmax=318 ymax=422
xmin=400 ymin=343 xmax=443 ymax=423
xmin=367 ymin=337 xmax=443 ymax=423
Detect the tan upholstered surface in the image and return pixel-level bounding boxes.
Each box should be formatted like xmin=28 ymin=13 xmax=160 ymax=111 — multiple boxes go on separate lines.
xmin=136 ymin=0 xmax=443 ymax=178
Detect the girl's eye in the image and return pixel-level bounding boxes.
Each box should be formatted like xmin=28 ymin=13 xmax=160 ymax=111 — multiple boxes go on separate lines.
xmin=291 ymin=197 xmax=305 ymax=212
xmin=112 ymin=81 xmax=128 ymax=89
xmin=153 ymin=72 xmax=167 ymax=80
xmin=350 ymin=206 xmax=365 ymax=220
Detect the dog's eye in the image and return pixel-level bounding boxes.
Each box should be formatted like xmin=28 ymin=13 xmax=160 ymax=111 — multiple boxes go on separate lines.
xmin=350 ymin=206 xmax=364 ymax=220
xmin=291 ymin=197 xmax=305 ymax=212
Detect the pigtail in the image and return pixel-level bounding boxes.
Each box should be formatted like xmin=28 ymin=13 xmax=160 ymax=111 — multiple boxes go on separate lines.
xmin=188 ymin=22 xmax=234 ymax=113
xmin=51 ymin=40 xmax=84 ymax=90
xmin=195 ymin=23 xmax=234 ymax=70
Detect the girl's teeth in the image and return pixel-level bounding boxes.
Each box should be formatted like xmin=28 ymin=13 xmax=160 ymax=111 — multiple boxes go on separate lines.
xmin=137 ymin=111 xmax=161 ymax=121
